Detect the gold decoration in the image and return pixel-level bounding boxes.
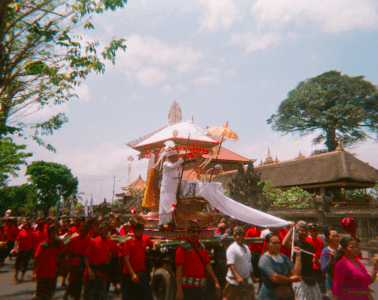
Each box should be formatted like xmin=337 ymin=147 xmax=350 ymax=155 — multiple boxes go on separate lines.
xmin=295 ymin=150 xmax=306 ymax=160
xmin=264 ymin=148 xmax=274 ymax=165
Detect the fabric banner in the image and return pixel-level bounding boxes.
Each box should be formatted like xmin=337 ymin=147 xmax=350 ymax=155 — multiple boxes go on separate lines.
xmin=85 ymin=199 xmax=88 ymax=217
xmin=186 ymin=180 xmax=291 ymax=228
xmin=90 ymin=197 xmax=94 ymax=217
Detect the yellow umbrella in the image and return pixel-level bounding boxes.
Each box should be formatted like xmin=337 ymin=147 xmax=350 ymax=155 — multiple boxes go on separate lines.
xmin=207 ymin=121 xmax=239 ymax=142
xmin=206 ymin=122 xmax=238 ymax=181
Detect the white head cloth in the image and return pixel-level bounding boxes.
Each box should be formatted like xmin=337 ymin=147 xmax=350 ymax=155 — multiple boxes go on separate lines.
xmin=166 ymin=150 xmax=178 ymax=157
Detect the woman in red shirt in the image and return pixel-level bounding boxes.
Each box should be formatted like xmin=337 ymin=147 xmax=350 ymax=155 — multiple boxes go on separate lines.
xmin=14 ymin=220 xmax=34 ymax=282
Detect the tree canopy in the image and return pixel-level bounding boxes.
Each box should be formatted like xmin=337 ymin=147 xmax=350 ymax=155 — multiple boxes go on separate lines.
xmin=0 ymin=137 xmax=32 ymax=187
xmin=0 ymin=183 xmax=37 ymax=215
xmin=267 ymin=71 xmax=378 ymax=151
xmin=0 ymin=0 xmax=127 ymax=149
xmin=26 ymin=161 xmax=78 ymax=216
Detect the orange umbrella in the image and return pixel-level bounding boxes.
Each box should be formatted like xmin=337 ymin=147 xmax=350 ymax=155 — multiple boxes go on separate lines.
xmin=206 ymin=122 xmax=238 ymax=181
xmin=207 ymin=121 xmax=239 ymax=142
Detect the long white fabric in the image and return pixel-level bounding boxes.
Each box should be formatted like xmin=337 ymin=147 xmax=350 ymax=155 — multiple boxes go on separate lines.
xmin=189 ymin=180 xmax=291 ymax=228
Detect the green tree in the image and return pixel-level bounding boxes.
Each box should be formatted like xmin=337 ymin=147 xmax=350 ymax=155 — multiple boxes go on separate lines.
xmin=0 ymin=138 xmax=32 ymax=187
xmin=267 ymin=71 xmax=378 ymax=151
xmin=26 ymin=161 xmax=78 ymax=216
xmin=0 ymin=0 xmax=127 ymax=149
xmin=0 ymin=183 xmax=37 ymax=215
xmin=261 ymin=180 xmax=314 ymax=209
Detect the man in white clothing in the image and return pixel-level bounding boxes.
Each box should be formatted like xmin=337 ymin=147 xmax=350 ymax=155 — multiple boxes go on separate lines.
xmin=158 ymin=150 xmax=187 ymax=231
xmin=223 ymin=226 xmax=255 ymax=300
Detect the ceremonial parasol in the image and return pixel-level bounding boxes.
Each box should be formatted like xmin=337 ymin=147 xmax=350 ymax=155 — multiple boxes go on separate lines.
xmin=207 ymin=122 xmax=239 ymax=181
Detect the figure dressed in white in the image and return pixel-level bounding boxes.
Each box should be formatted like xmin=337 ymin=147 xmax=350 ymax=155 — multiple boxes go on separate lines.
xmin=158 ymin=150 xmax=187 ymax=231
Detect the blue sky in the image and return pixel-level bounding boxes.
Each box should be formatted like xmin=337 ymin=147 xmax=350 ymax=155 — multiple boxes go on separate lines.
xmin=11 ymin=0 xmax=378 ymax=205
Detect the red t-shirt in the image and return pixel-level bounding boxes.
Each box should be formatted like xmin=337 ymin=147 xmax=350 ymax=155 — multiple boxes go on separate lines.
xmin=262 ymin=229 xmax=291 ymax=256
xmin=306 ymin=236 xmax=324 ymax=269
xmin=88 ymin=229 xmax=100 ymax=239
xmin=110 ymin=228 xmax=117 ymax=235
xmin=17 ymin=229 xmax=34 ymax=251
xmin=69 ymin=224 xmax=82 ymax=235
xmin=34 ymin=239 xmax=64 ymax=278
xmin=43 ymin=223 xmax=49 ymax=230
xmin=122 ymin=236 xmax=154 ymax=274
xmin=245 ymin=227 xmax=263 ymax=253
xmin=84 ymin=236 xmax=120 ymax=266
xmin=6 ymin=226 xmax=20 ymax=242
xmin=119 ymin=227 xmax=128 ymax=236
xmin=69 ymin=235 xmax=91 ymax=266
xmin=175 ymin=238 xmax=210 ymax=288
xmin=0 ymin=231 xmax=7 ymax=242
xmin=33 ymin=229 xmax=48 ymax=251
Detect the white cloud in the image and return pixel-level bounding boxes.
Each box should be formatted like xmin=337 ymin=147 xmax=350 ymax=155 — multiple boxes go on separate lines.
xmin=227 ymin=31 xmax=283 ymax=53
xmin=205 ymin=67 xmax=221 ymax=75
xmin=135 ymin=67 xmax=168 ymax=88
xmin=197 ymin=0 xmax=241 ymax=32
xmin=53 ymin=143 xmax=149 ymax=204
xmin=251 ymin=0 xmax=378 ymax=34
xmin=120 ymin=35 xmax=204 ymax=74
xmin=75 ymin=83 xmax=90 ymax=102
xmin=159 ymin=85 xmax=174 ymax=92
xmin=193 ymin=75 xmax=219 ymax=85
xmin=176 ymin=84 xmax=188 ymax=92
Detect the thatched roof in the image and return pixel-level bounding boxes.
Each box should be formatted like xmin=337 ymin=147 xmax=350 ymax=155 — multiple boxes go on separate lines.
xmin=213 ymin=151 xmax=378 ymax=190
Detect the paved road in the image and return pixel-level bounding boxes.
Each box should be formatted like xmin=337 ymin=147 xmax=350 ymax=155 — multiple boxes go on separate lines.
xmin=0 ymin=252 xmax=377 ymax=299
xmin=0 ymin=258 xmax=122 ymax=300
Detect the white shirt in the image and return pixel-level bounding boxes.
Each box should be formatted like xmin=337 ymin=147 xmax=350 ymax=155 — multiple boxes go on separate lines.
xmin=160 ymin=158 xmax=184 ymax=194
xmin=226 ymin=241 xmax=253 ymax=286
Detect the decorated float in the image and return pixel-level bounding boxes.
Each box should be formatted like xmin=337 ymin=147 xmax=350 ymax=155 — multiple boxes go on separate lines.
xmin=123 ymin=102 xmax=292 ymax=300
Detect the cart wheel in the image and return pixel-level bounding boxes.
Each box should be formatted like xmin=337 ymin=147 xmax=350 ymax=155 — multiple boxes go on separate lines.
xmin=151 ymin=268 xmax=176 ymax=300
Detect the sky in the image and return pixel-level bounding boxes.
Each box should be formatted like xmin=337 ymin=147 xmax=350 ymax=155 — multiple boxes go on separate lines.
xmin=9 ymin=0 xmax=378 ymax=205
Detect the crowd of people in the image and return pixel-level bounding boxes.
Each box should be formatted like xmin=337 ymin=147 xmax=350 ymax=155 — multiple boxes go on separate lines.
xmin=0 ymin=213 xmax=376 ymax=300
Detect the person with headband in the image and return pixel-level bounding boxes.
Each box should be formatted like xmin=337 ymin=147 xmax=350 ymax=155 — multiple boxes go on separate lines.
xmin=332 ymin=236 xmax=378 ymax=300
xmin=158 ymin=150 xmax=187 ymax=231
xmin=64 ymin=224 xmax=91 ymax=300
xmin=283 ymin=221 xmax=322 ymax=300
xmin=175 ymin=220 xmax=221 ymax=300
xmin=14 ymin=219 xmax=34 ymax=282
xmin=32 ymin=225 xmax=64 ymax=300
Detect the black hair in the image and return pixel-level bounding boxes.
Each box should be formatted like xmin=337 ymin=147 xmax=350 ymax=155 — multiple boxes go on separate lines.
xmin=334 ymin=236 xmax=356 ymax=264
xmin=324 ymin=227 xmax=337 ymax=241
xmin=265 ymin=232 xmax=279 ymax=244
xmin=134 ymin=223 xmax=144 ymax=231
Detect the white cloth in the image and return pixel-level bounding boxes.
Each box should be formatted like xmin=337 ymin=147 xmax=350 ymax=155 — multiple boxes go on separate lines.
xmin=160 ymin=158 xmax=184 ymax=193
xmin=226 ymin=242 xmax=253 ymax=286
xmin=159 ymin=192 xmax=176 ymax=225
xmin=293 ymin=281 xmax=322 ymax=300
xmin=159 ymin=158 xmax=184 ymax=225
xmin=191 ymin=180 xmax=291 ymax=228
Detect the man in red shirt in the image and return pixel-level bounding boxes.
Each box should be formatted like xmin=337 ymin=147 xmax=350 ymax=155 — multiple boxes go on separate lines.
xmin=83 ymin=221 xmax=121 ymax=300
xmin=121 ymin=223 xmax=160 ymax=300
xmin=88 ymin=220 xmax=100 ymax=239
xmin=245 ymin=226 xmax=263 ymax=291
xmin=33 ymin=218 xmax=48 ymax=254
xmin=69 ymin=218 xmax=83 ymax=236
xmin=262 ymin=226 xmax=291 ymax=257
xmin=306 ymin=223 xmax=325 ymax=293
xmin=6 ymin=218 xmax=19 ymax=261
xmin=175 ymin=220 xmax=221 ymax=300
xmin=32 ymin=225 xmax=64 ymax=300
xmin=0 ymin=223 xmax=7 ymax=267
xmin=64 ymin=224 xmax=91 ymax=300
xmin=119 ymin=223 xmax=130 ymax=236
xmin=14 ymin=219 xmax=34 ymax=282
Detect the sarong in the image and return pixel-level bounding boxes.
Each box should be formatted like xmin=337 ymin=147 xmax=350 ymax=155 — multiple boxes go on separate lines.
xmin=83 ymin=264 xmax=108 ymax=300
xmin=35 ymin=277 xmax=56 ymax=297
xmin=67 ymin=265 xmax=84 ymax=299
xmin=159 ymin=192 xmax=176 ymax=225
xmin=294 ymin=280 xmax=322 ymax=300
